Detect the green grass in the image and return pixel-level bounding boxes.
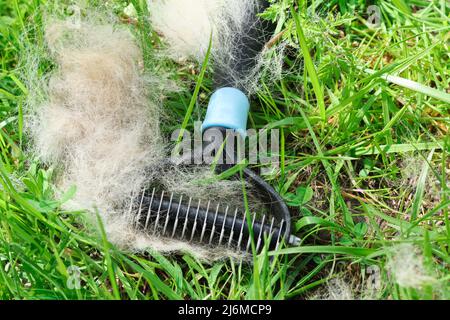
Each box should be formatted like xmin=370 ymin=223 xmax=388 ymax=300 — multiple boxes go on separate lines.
xmin=0 ymin=0 xmax=449 ymax=300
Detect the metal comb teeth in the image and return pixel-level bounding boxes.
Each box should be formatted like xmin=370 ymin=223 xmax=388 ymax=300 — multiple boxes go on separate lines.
xmin=130 ymin=188 xmax=300 ymax=253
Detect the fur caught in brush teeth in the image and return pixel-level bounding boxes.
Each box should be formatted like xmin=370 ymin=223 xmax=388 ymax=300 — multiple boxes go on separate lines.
xmin=27 ymin=1 xmax=296 ymax=261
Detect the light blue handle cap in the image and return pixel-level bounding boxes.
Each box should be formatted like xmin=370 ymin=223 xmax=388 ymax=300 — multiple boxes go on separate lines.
xmin=202 ymin=87 xmax=250 ymax=137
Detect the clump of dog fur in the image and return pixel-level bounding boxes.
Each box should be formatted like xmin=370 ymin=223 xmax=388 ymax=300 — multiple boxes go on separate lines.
xmin=33 ymin=20 xmax=163 ymax=212
xmin=386 ymin=243 xmax=437 ymax=289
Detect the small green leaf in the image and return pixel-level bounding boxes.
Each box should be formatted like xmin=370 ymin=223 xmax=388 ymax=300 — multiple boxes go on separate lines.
xmin=339 ymin=236 xmax=354 ymax=246
xmin=300 ymin=207 xmax=312 ymax=216
xmin=296 ymin=186 xmax=314 ymax=204
xmin=359 ymin=169 xmax=369 ymax=177
xmin=313 ymin=255 xmax=323 ymax=264
xmin=354 ymin=222 xmax=368 ymax=238
xmin=284 ymin=193 xmax=300 ymax=206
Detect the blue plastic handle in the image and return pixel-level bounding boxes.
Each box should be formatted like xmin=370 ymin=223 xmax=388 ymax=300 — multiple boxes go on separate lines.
xmin=201 ymin=87 xmax=250 ymax=137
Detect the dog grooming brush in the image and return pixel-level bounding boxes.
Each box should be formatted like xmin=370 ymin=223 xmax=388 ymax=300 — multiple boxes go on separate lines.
xmin=131 ymin=0 xmax=300 ymax=254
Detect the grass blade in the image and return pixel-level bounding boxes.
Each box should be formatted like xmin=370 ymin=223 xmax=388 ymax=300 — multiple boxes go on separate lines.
xmin=411 ymin=149 xmax=435 ymax=221
xmin=291 ymin=7 xmax=326 ymax=121
xmin=364 ymin=68 xmax=450 ymax=103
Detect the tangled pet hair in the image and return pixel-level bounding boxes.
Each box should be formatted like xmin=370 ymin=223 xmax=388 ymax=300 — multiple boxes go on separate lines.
xmin=34 ymin=20 xmax=163 ymax=213
xmin=26 ymin=14 xmax=247 ymax=261
xmin=148 ymin=0 xmax=284 ymax=94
